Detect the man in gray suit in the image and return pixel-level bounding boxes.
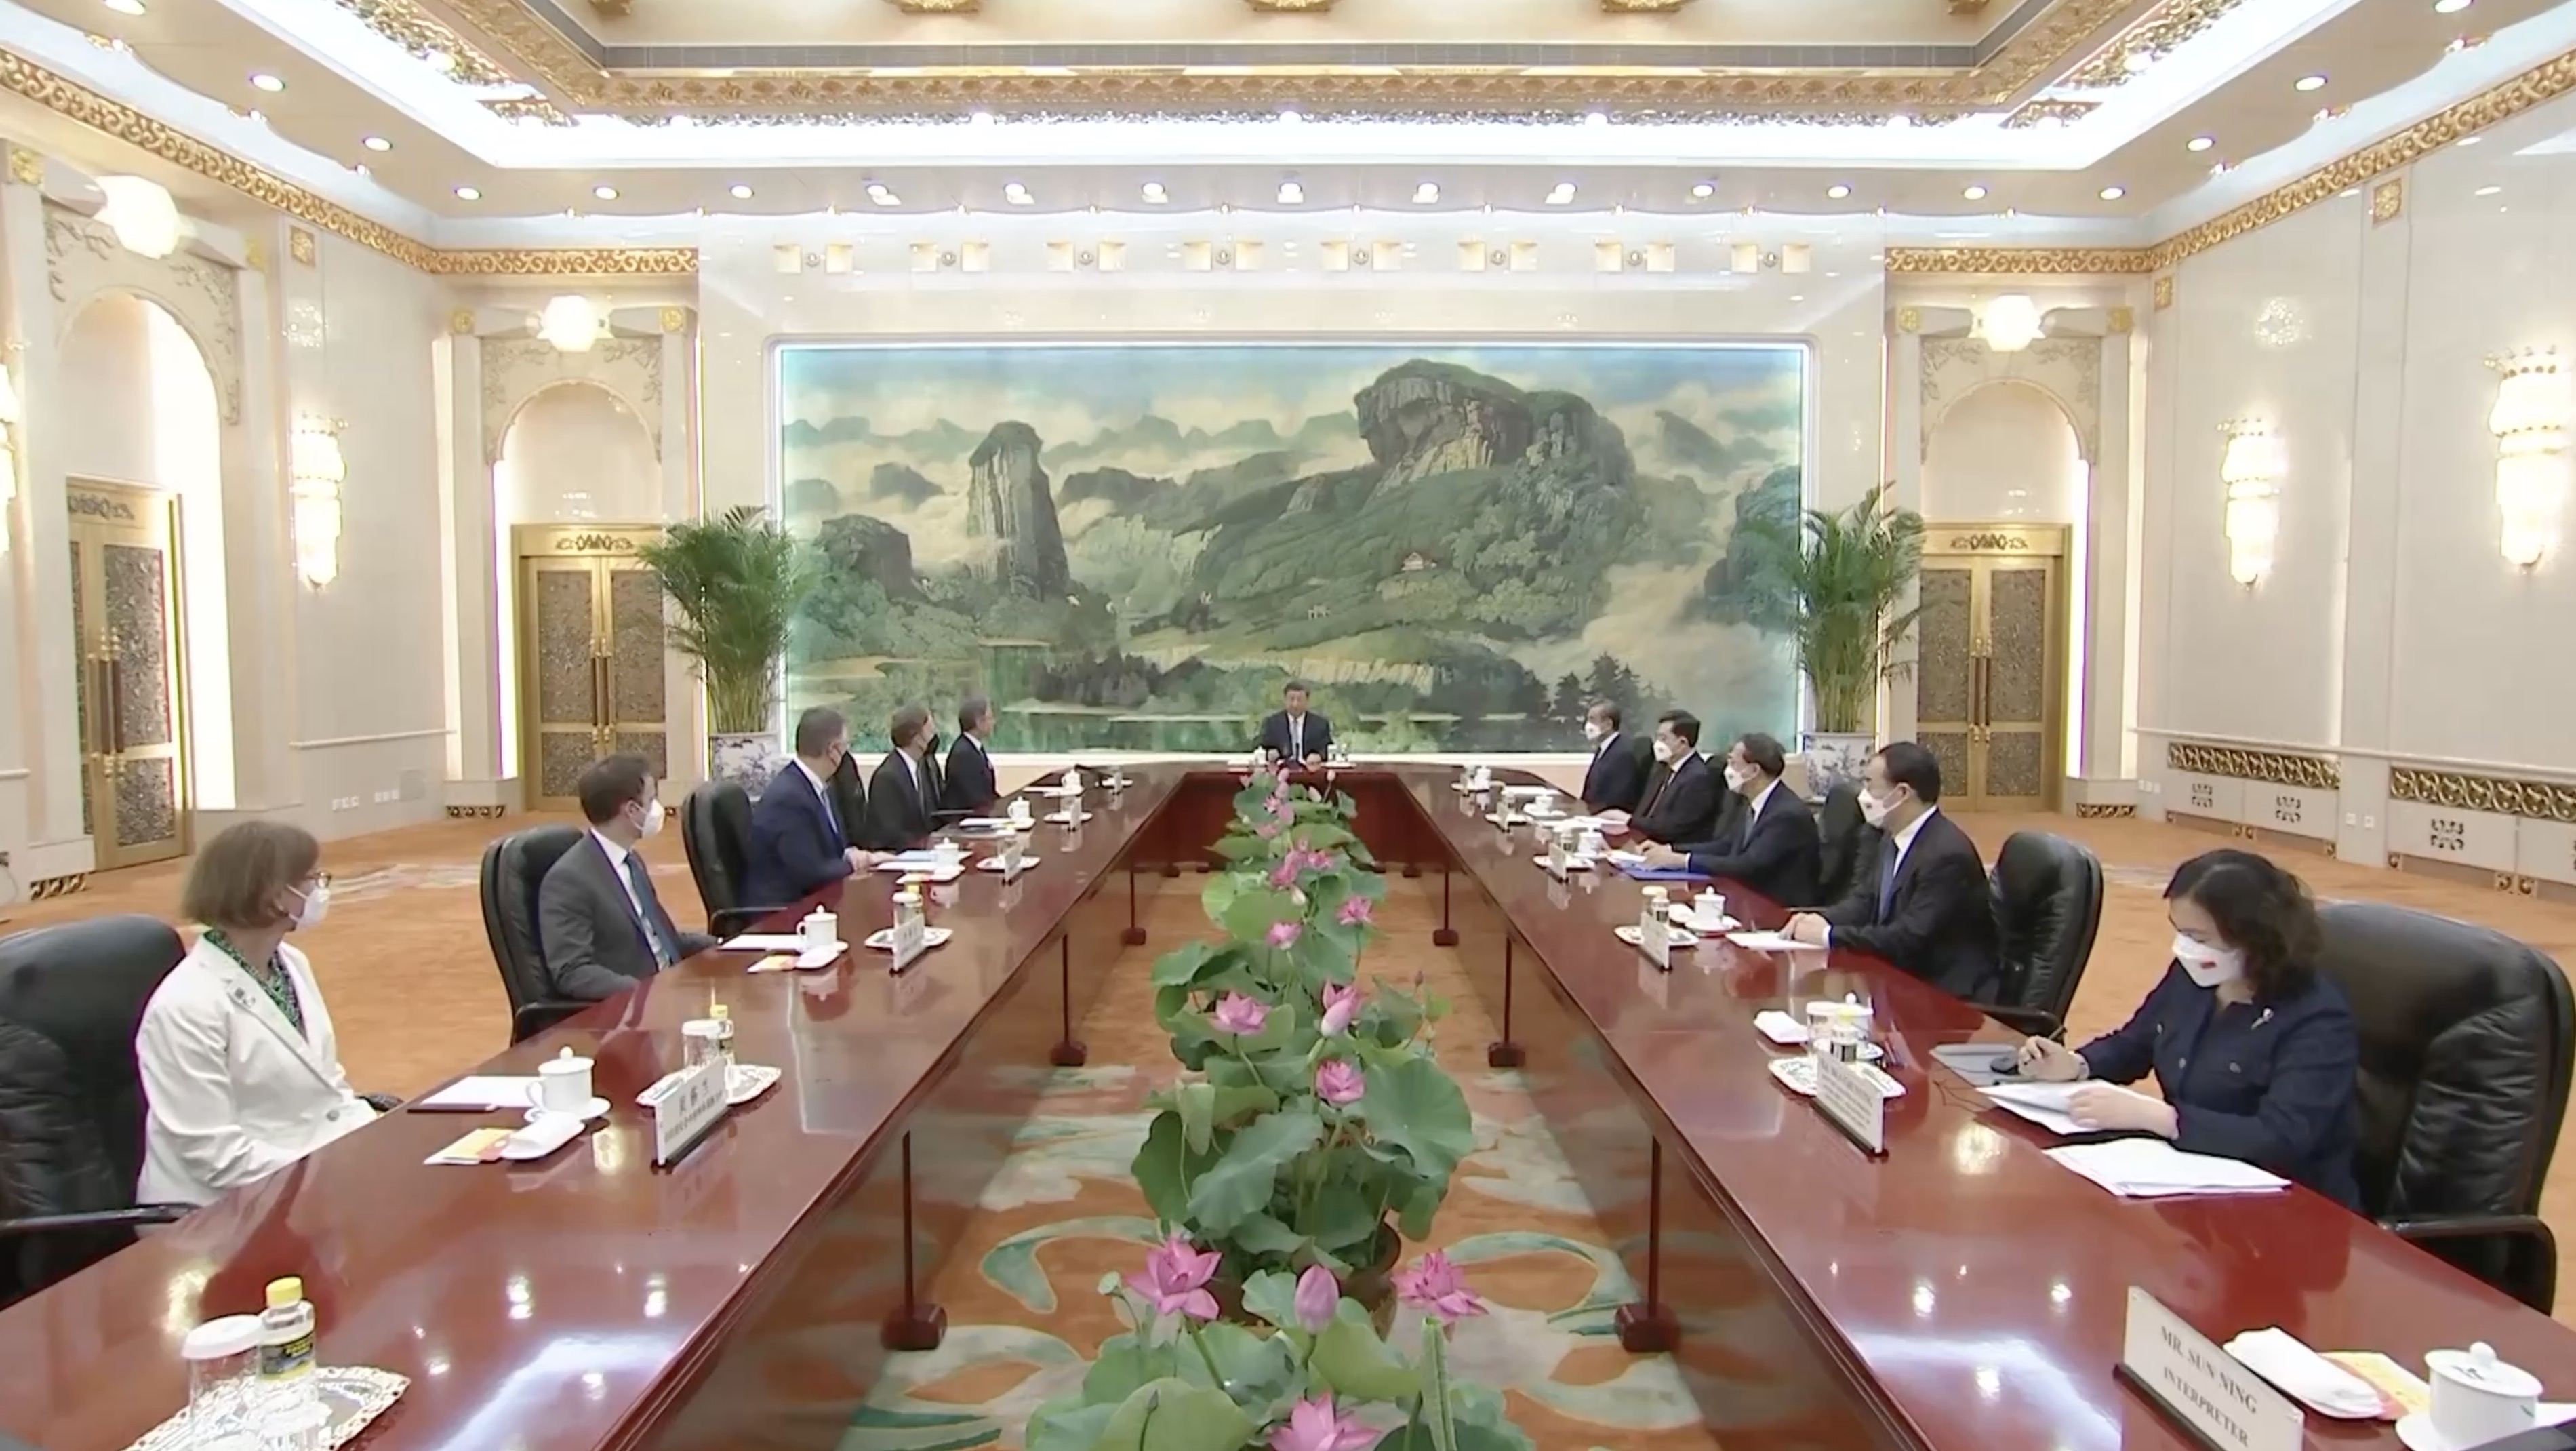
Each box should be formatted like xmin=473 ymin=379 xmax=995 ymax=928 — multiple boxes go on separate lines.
xmin=539 ymin=753 xmax=715 ymax=1001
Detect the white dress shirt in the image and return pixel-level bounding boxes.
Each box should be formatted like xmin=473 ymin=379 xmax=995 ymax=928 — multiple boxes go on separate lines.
xmin=136 ymin=936 xmax=376 ymax=1206
xmin=1745 ymin=776 xmax=1781 ymax=822
xmin=1820 ymin=804 xmax=1941 ymax=945
xmin=590 ymin=828 xmax=653 ymax=931
xmin=793 ymin=757 xmax=833 ymax=801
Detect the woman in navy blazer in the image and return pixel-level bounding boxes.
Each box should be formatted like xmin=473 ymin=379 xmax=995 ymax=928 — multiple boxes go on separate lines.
xmin=2015 ymin=848 xmax=2362 ymax=1208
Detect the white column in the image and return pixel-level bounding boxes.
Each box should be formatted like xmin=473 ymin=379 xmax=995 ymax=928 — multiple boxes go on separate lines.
xmin=2135 ymin=283 xmax=2181 ymax=820
xmin=658 ymin=311 xmax=702 ymax=789
xmin=437 ymin=320 xmax=503 ymax=797
xmin=2079 ymin=321 xmax=2137 ymax=789
xmin=218 ymin=229 xmax=293 ymax=817
xmin=1885 ymin=315 xmax=1925 ymax=744
xmin=2335 ymin=174 xmax=2413 ymax=866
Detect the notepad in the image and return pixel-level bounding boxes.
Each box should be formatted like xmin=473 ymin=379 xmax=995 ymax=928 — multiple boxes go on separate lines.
xmin=412 ymin=1076 xmax=542 ymax=1112
xmin=719 ymin=934 xmax=809 ymax=952
xmin=1725 ymin=930 xmax=1807 ymax=952
xmin=2044 ymin=1138 xmax=2289 ymax=1198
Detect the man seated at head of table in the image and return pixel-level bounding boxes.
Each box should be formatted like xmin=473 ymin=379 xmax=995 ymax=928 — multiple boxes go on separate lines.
xmin=538 ymin=753 xmax=715 ymax=1001
xmin=2015 ymin=849 xmax=2362 ymax=1207
xmin=944 ymin=694 xmax=1001 ymax=818
xmin=1596 ymin=710 xmax=1722 ymax=846
xmin=136 ymin=822 xmax=377 ymax=1206
xmin=744 ymin=706 xmax=889 ymax=907
xmin=1578 ymin=700 xmax=1648 ymax=814
xmin=1639 ymin=731 xmax=1820 ymax=907
xmin=1257 ymin=679 xmax=1334 ymax=768
xmin=864 ymin=702 xmax=942 ymax=850
xmin=1782 ymin=741 xmax=1999 ymax=999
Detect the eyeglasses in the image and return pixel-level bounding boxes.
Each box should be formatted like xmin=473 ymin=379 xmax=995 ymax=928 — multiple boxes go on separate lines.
xmin=299 ymin=873 xmax=333 ymax=891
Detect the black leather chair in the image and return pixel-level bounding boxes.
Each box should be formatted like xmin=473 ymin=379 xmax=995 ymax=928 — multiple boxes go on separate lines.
xmin=2315 ymin=902 xmax=2572 ymax=1313
xmin=0 ymin=916 xmax=193 ymax=1307
xmin=1811 ymin=782 xmax=1868 ymax=907
xmin=826 ymin=753 xmax=870 ymax=853
xmin=479 ymin=825 xmax=589 ymax=1043
xmin=1978 ymin=831 xmax=2104 ymax=1040
xmin=681 ymin=781 xmax=775 ymax=938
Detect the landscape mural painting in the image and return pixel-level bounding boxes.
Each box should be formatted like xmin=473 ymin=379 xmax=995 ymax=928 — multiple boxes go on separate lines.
xmin=777 ymin=343 xmax=1805 ymax=754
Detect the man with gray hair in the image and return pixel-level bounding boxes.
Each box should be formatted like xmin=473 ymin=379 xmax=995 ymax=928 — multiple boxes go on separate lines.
xmin=864 ymin=702 xmax=940 ymax=849
xmin=944 ymin=694 xmax=1000 ymax=817
xmin=743 ymin=705 xmax=883 ymax=906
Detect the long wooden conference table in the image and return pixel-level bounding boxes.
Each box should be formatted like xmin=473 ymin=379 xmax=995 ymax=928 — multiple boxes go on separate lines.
xmin=1 ymin=763 xmax=2572 ymax=1451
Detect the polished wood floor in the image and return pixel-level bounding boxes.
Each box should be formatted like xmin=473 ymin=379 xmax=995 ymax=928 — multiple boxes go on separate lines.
xmin=12 ymin=798 xmax=2576 ymax=1324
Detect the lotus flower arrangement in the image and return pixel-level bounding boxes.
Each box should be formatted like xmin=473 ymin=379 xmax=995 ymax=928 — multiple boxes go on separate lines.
xmin=1135 ymin=771 xmax=1476 ymax=1296
xmin=1026 ymin=1237 xmax=1533 ymax=1451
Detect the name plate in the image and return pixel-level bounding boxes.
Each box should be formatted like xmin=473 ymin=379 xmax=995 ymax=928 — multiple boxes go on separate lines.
xmin=999 ymin=836 xmax=1030 ymax=877
xmin=1546 ymin=835 xmax=1570 ymax=879
xmin=1637 ymin=907 xmax=1670 ymax=970
xmin=891 ymin=913 xmax=929 ymax=974
xmin=1809 ymin=1048 xmax=1886 ymax=1155
xmin=652 ymin=1059 xmax=729 ymax=1167
xmin=2118 ymin=1288 xmax=2304 ymax=1451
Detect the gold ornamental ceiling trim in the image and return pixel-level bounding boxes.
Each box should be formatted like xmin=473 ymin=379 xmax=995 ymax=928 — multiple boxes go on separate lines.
xmin=1888 ymin=43 xmax=2576 ymax=276
xmin=0 ymin=50 xmax=695 ymax=277
xmin=430 ymin=0 xmax=2145 ymax=119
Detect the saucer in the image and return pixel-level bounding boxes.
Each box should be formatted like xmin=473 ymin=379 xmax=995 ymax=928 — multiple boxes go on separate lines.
xmin=727 ymin=1063 xmax=782 ymax=1106
xmin=523 ymin=1096 xmax=609 ymax=1125
xmin=865 ymin=925 xmax=957 ymax=951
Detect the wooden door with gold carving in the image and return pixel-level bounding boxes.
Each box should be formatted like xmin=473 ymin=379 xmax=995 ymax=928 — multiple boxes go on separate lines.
xmin=515 ymin=525 xmax=669 ymax=810
xmin=1912 ymin=525 xmax=2068 ymax=812
xmin=68 ymin=479 xmax=190 ymax=870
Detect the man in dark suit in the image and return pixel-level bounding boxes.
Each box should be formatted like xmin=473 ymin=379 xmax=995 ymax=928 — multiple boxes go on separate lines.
xmin=1786 ymin=740 xmax=1999 ymax=999
xmin=1578 ymin=701 xmax=1649 ymax=814
xmin=1615 ymin=710 xmax=1722 ymax=846
xmin=944 ymin=695 xmax=1001 ymax=818
xmin=864 ymin=703 xmax=941 ymax=850
xmin=538 ymin=753 xmax=715 ymax=1001
xmin=1642 ymin=732 xmax=1821 ymax=907
xmin=744 ymin=707 xmax=882 ymax=907
xmin=1256 ymin=681 xmax=1333 ymax=767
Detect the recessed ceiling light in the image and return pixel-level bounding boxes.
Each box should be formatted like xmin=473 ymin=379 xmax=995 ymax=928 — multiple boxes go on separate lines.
xmin=2477 ymin=185 xmax=2502 ymax=196
xmin=1546 ymin=182 xmax=1575 ymax=204
xmin=454 ymin=185 xmax=479 ymax=200
xmin=968 ymin=110 xmax=994 ymax=126
xmin=1141 ymin=181 xmax=1168 ymax=203
xmin=2099 ymin=185 xmax=2125 ymax=200
xmin=1690 ymin=181 xmax=1714 ymax=199
xmin=2458 ymin=135 xmax=2482 ymax=146
xmin=870 ymin=186 xmax=902 ymax=207
xmin=362 ymin=136 xmax=390 ymax=151
xmin=1962 ymin=184 xmax=1988 ymax=200
xmin=1277 ymin=108 xmax=1302 ymax=124
xmin=103 ymin=0 xmax=146 ymax=14
xmin=2186 ymin=135 xmax=2214 ymax=152
xmin=1413 ymin=182 xmax=1440 ymax=204
xmin=353 ymin=163 xmax=370 ymax=178
xmin=1276 ymin=180 xmax=1304 ymax=204
xmin=1826 ymin=183 xmax=1851 ymax=199
xmin=1584 ymin=111 xmax=1609 ymax=127
xmin=2435 ymin=0 xmax=2472 ymax=12
xmin=2295 ymin=74 xmax=2327 ymax=92
xmin=592 ymin=184 xmax=618 ymax=200
xmin=1003 ymin=181 xmax=1031 ymax=204
xmin=249 ymin=72 xmax=284 ymax=92
xmin=729 ymin=183 xmax=754 ymax=199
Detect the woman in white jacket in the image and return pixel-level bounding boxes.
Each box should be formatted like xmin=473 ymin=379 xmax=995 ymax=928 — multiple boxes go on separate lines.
xmin=136 ymin=821 xmax=378 ymax=1206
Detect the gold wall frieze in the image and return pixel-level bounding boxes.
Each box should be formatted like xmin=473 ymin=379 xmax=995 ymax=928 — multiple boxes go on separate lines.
xmin=330 ymin=0 xmax=516 ymax=89
xmin=2064 ymin=0 xmax=2249 ymax=91
xmin=6 ymin=145 xmax=41 ymax=186
xmin=1885 ymin=245 xmax=2154 ymax=276
xmin=2371 ymin=178 xmax=2405 ymax=225
xmin=2153 ymin=275 xmax=2174 ymax=310
xmin=2390 ymin=766 xmax=2576 ymax=827
xmin=2167 ymin=741 xmax=2341 ymax=791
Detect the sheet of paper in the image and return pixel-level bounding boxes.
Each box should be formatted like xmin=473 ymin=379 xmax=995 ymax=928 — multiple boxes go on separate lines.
xmin=424 ymin=1128 xmax=515 ymax=1164
xmin=1981 ymin=1081 xmax=2088 ymax=1136
xmin=1726 ymin=930 xmax=1807 ymax=952
xmin=2045 ymin=1138 xmax=2289 ymax=1198
xmin=1753 ymin=1010 xmax=1808 ymax=1045
xmin=414 ymin=1075 xmax=542 ymax=1111
xmin=719 ymin=934 xmax=807 ymax=952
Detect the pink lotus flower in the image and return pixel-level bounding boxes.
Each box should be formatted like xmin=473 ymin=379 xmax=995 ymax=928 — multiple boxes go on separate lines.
xmin=1127 ymin=1233 xmax=1222 ymax=1321
xmin=1319 ymin=982 xmax=1361 ymax=1036
xmin=1293 ymin=1264 xmax=1339 ymax=1334
xmin=1270 ymin=795 xmax=1295 ymax=822
xmin=1270 ymin=858 xmax=1302 ymax=889
xmin=1268 ymin=1395 xmax=1377 ymax=1451
xmin=1336 ymin=895 xmax=1374 ymax=928
xmin=1315 ymin=1060 xmax=1365 ymax=1106
xmin=1257 ymin=822 xmax=1280 ymax=839
xmin=1268 ymin=920 xmax=1302 ymax=949
xmin=1212 ymin=993 xmax=1270 ymax=1036
xmin=1393 ymin=1250 xmax=1487 ymax=1326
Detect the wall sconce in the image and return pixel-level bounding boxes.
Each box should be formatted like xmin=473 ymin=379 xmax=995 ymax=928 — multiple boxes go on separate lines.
xmin=1974 ymin=294 xmax=2047 ymax=352
xmin=0 ymin=363 xmax=18 ymax=556
xmin=289 ymin=416 xmax=344 ymax=588
xmin=2218 ymin=420 xmax=2285 ymax=587
xmin=94 ymin=176 xmax=181 ymax=260
xmin=2487 ymin=348 xmax=2569 ymax=568
xmin=535 ymin=294 xmax=603 ymax=353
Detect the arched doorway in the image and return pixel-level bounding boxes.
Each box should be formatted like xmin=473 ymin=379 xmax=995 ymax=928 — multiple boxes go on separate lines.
xmin=1914 ymin=380 xmax=2086 ymax=811
xmin=55 ymin=291 xmax=232 ymax=868
xmin=490 ymin=380 xmax=668 ymax=808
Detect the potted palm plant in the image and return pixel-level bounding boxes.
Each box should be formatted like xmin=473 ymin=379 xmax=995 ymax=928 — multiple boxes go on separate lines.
xmin=635 ymin=505 xmax=811 ymax=794
xmin=1733 ymin=481 xmax=1925 ymax=795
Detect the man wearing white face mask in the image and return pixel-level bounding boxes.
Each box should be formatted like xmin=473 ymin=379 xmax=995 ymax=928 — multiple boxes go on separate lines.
xmin=2016 ymin=849 xmax=2360 ymax=1207
xmin=137 ymin=821 xmax=379 ymax=1206
xmin=1784 ymin=741 xmax=1998 ymax=997
xmin=540 ymin=753 xmax=717 ymax=1001
xmin=1577 ymin=701 xmax=1648 ymax=814
xmin=1641 ymin=732 xmax=1821 ymax=906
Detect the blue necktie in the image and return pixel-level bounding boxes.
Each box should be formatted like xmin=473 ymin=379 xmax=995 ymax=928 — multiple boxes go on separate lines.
xmin=818 ymin=770 xmax=845 ymax=849
xmin=623 ymin=853 xmax=678 ymax=967
xmin=1876 ymin=839 xmax=1900 ymax=923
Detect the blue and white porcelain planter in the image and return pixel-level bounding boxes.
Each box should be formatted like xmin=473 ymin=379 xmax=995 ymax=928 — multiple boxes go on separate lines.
xmin=710 ymin=732 xmax=785 ymax=798
xmin=1799 ymin=732 xmax=1876 ymax=799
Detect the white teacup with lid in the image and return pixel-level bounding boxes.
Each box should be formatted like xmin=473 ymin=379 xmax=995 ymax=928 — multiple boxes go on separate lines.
xmin=801 ymin=907 xmax=839 ymax=951
xmin=2426 ymin=1342 xmax=2541 ymax=1448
